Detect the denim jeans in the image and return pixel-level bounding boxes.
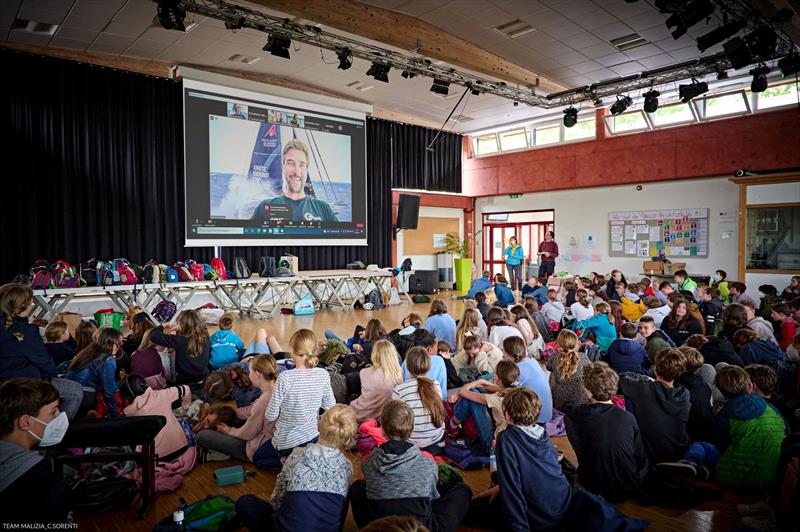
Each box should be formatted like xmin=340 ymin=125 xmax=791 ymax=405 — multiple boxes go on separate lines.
xmin=277 ymin=436 xmax=318 ymax=458
xmin=453 ymin=397 xmax=494 ymax=453
xmin=683 ymin=441 xmax=720 ymax=468
xmin=244 ymin=340 xmax=270 ymax=356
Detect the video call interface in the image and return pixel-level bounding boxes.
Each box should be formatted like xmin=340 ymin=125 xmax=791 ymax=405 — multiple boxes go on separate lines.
xmin=183 ymin=82 xmax=367 ymax=246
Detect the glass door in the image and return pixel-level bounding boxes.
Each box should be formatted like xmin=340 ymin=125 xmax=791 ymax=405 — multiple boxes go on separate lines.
xmin=483 ymin=221 xmax=553 ymax=278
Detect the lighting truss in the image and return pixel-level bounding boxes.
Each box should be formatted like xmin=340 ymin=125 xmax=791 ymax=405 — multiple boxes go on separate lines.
xmin=173 ymin=0 xmax=799 ymax=109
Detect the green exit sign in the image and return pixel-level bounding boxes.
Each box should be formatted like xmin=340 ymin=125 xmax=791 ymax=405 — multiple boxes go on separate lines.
xmin=509 ymin=194 xmax=522 ymax=199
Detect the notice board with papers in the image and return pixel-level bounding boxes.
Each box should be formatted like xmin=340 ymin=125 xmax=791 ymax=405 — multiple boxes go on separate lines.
xmin=608 ymin=208 xmax=709 ymax=258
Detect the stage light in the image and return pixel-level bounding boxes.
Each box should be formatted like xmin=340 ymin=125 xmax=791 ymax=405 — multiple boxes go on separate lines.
xmin=678 ymin=79 xmax=708 ymax=102
xmin=696 ymin=19 xmax=746 ymax=52
xmin=643 ymin=90 xmax=660 ymax=113
xmin=367 ymin=62 xmax=390 ymax=82
xmin=225 ymin=18 xmax=244 ymax=30
xmin=778 ymin=53 xmax=800 ymax=77
xmin=563 ymin=107 xmax=578 ymax=127
xmin=157 ymin=0 xmax=186 ymax=31
xmin=401 ymin=70 xmax=416 ymax=79
xmin=750 ymin=65 xmax=771 ymax=92
xmin=723 ymin=37 xmax=752 ymax=69
xmin=655 ymin=0 xmax=684 ymax=13
xmin=429 ymin=78 xmax=450 ymax=95
xmin=336 ymin=48 xmax=352 ymax=70
xmin=610 ymin=95 xmax=632 ymax=115
xmin=665 ymin=0 xmax=714 ymax=39
xmin=716 ymin=70 xmax=729 ymax=80
xmin=263 ymin=34 xmax=291 ymax=59
xmin=744 ymin=26 xmax=778 ymax=58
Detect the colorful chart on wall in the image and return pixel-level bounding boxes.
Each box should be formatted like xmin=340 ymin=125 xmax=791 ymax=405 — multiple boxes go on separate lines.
xmin=608 ymin=208 xmax=709 ymax=258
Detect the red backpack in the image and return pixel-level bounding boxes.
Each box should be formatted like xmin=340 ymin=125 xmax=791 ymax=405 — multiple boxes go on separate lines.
xmin=30 ymin=259 xmax=55 ymax=289
xmin=50 ymin=260 xmax=80 ymax=288
xmin=173 ymin=262 xmax=193 ymax=282
xmin=189 ymin=263 xmax=205 ymax=282
xmin=210 ymin=257 xmax=228 ymax=280
xmin=112 ymin=258 xmax=137 ymax=285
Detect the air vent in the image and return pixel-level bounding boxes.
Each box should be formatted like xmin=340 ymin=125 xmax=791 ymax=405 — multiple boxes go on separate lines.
xmin=494 ymin=19 xmax=536 ymax=39
xmin=454 ymin=115 xmax=474 ymax=123
xmin=12 ymin=18 xmax=59 ymax=35
xmin=610 ymin=33 xmax=648 ymax=51
xmin=345 ymin=81 xmax=374 ymax=92
xmin=228 ymin=54 xmax=261 ymax=65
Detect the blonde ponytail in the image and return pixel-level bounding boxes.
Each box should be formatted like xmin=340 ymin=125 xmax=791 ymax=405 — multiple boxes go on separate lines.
xmin=555 ymin=329 xmax=580 ymax=379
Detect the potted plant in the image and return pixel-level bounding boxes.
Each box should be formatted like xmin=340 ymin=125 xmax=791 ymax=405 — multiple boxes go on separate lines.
xmin=443 ymin=230 xmax=482 ymax=293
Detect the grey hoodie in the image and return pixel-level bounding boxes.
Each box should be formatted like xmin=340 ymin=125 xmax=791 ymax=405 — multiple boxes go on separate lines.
xmin=362 ymin=441 xmax=439 ymax=501
xmin=0 ymin=440 xmax=42 ymax=492
xmin=747 ymin=317 xmax=778 ymax=345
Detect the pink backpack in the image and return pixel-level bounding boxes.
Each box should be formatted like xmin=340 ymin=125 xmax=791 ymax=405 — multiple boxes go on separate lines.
xmin=210 ymin=257 xmax=228 ymax=280
xmin=189 ymin=263 xmax=205 ymax=282
xmin=30 ymin=259 xmax=55 ymax=289
xmin=112 ymin=258 xmax=137 ymax=285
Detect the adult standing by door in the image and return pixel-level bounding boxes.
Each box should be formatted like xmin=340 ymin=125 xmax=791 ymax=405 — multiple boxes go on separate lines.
xmin=537 ymin=231 xmax=559 ymax=279
xmin=504 ymin=236 xmax=524 ymax=292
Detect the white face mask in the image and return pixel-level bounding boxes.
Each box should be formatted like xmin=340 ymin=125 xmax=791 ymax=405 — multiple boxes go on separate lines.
xmin=28 ymin=411 xmax=69 ymax=447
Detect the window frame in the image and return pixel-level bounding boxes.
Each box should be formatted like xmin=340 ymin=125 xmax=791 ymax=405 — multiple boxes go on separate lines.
xmin=645 ymin=101 xmax=699 ymax=128
xmin=751 ymin=80 xmax=800 ymax=112
xmin=692 ymin=89 xmax=751 ymax=121
xmin=603 ymin=109 xmax=651 ymax=135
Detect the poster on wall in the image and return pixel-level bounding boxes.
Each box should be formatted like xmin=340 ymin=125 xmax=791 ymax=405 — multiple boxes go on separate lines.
xmin=608 ymin=208 xmax=709 ymax=258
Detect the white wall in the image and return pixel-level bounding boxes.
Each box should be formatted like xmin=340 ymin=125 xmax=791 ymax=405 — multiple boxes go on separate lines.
xmin=396 ymin=206 xmax=464 ymax=271
xmin=475 ymin=176 xmax=740 ymax=279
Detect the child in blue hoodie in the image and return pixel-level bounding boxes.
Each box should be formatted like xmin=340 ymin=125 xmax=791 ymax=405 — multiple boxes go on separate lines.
xmin=607 ymin=323 xmax=650 ymax=375
xmin=208 ymin=313 xmax=245 ymax=369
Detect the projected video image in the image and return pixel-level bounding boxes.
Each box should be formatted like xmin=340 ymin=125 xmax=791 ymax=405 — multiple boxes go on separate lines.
xmin=209 ymin=115 xmax=352 ymax=222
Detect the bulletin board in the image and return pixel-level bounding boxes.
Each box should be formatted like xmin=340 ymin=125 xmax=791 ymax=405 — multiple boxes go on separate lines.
xmin=608 ymin=208 xmax=709 ymax=258
xmin=404 ymin=216 xmax=461 ymax=256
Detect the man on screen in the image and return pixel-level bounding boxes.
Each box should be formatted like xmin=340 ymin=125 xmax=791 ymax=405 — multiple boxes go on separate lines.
xmin=250 ymin=139 xmax=338 ymax=222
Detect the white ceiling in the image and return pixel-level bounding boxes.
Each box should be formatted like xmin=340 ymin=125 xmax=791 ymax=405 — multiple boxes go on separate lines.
xmin=1 ymin=0 xmax=734 ymax=132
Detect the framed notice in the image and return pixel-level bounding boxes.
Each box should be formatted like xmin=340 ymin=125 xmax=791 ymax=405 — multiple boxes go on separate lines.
xmin=608 ymin=208 xmax=709 ymax=258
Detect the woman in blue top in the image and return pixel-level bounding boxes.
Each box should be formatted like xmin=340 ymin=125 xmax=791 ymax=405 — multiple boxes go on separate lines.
xmin=66 ymin=327 xmax=123 ymax=416
xmin=569 ymin=301 xmax=618 ymax=353
xmin=503 ymin=236 xmax=525 ymax=292
xmin=494 ymin=273 xmax=516 ymax=307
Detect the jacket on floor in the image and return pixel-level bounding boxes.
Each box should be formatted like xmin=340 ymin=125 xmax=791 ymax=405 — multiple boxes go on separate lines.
xmin=496 ymin=424 xmax=571 ymax=531
xmin=713 ymin=394 xmax=789 ymax=492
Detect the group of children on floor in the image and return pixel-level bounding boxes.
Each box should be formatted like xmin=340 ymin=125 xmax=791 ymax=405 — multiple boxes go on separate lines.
xmin=1 ymin=271 xmax=799 ymax=529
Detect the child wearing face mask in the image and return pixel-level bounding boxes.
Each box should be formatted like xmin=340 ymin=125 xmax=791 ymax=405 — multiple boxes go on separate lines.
xmin=0 ymin=378 xmax=71 ymax=524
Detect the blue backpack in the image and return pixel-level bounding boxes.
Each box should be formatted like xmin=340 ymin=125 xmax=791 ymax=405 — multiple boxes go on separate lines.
xmin=166 ymin=268 xmax=179 ymax=283
xmin=96 ymin=261 xmax=119 ymax=286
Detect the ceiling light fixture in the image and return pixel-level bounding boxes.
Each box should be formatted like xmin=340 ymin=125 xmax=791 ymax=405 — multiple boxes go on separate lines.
xmin=366 ymin=62 xmax=390 ymax=83
xmin=157 ymin=0 xmax=186 ymax=31
xmin=643 ymin=89 xmax=660 ymax=113
xmin=749 ymin=65 xmax=771 ymax=92
xmin=778 ymin=53 xmax=800 ymax=77
xmin=430 ymin=78 xmax=450 ymax=95
xmin=263 ymin=33 xmax=291 ymax=59
xmin=722 ymin=37 xmax=753 ymax=69
xmin=696 ymin=19 xmax=746 ymax=52
xmin=336 ymin=48 xmax=352 ymax=70
xmin=225 ymin=18 xmax=244 ymax=30
xmin=678 ymin=79 xmax=708 ymax=102
xmin=563 ymin=107 xmax=578 ymax=127
xmin=744 ymin=26 xmax=778 ymax=58
xmin=665 ymin=0 xmax=714 ymax=39
xmin=610 ymin=95 xmax=633 ymax=115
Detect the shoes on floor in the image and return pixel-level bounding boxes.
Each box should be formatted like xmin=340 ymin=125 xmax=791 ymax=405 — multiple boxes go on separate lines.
xmin=202 ymin=450 xmax=230 ymax=462
xmin=655 ymin=459 xmax=697 ymax=477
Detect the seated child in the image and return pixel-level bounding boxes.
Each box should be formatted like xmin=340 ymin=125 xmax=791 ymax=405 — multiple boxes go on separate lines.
xmin=546 ymin=329 xmax=590 ymax=410
xmin=562 ymin=280 xmax=577 ymax=308
xmin=493 ymin=274 xmax=516 ymax=307
xmin=563 ymin=362 xmax=648 ymax=503
xmin=745 ymin=364 xmax=792 ymax=424
xmin=467 ymin=271 xmax=492 ymax=299
xmin=619 ymin=348 xmax=690 ymax=465
xmin=236 ymin=405 xmax=359 ymax=532
xmin=569 ymin=301 xmax=618 ymax=353
xmin=673 ymin=269 xmax=697 ymax=295
xmin=349 ymin=400 xmax=472 ymax=531
xmin=44 ymin=321 xmax=74 ymax=365
xmin=474 ymin=292 xmax=490 ymax=323
xmin=617 ymin=283 xmax=646 ymax=322
xmin=436 ymin=340 xmax=463 ymax=390
xmin=472 ymin=388 xmax=572 ymax=530
xmin=394 ymin=348 xmax=445 ymax=453
xmin=501 ymin=337 xmax=552 ymax=424
xmin=733 ymin=328 xmax=784 ymax=369
xmin=0 ymin=379 xmax=71 ymax=524
xmin=195 ymin=370 xmax=240 ymax=432
xmin=521 ymin=277 xmax=547 ymax=306
xmin=448 ymin=360 xmax=519 ymax=454
xmin=208 ymin=313 xmax=245 ymax=369
xmin=66 ymin=327 xmax=123 ymax=417
xmin=640 ymin=277 xmax=655 ymax=297
xmin=131 ymin=329 xmax=167 ymax=390
xmin=697 ymin=286 xmax=723 ymax=334
xmin=607 ymin=322 xmax=650 ymax=375
xmin=675 ymin=347 xmax=713 ymax=442
xmin=541 ymin=289 xmax=565 ymax=324
xmin=781 ymin=275 xmax=799 ymax=301
xmin=655 ymin=281 xmax=673 ymax=305
xmin=638 ymin=316 xmax=674 ymax=363
xmin=771 ymin=303 xmax=798 ymax=351
xmin=452 ymin=334 xmax=503 ymax=382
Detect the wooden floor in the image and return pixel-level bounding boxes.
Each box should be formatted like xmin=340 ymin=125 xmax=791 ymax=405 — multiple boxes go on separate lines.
xmin=74 ymin=293 xmax=757 ymax=531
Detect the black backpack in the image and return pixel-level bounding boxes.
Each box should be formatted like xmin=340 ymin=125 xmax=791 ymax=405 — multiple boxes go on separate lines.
xmin=232 ymin=257 xmax=251 ymax=279
xmin=70 ymin=476 xmax=138 ymax=515
xmin=258 ymin=256 xmax=276 ymax=278
xmin=80 ymin=259 xmax=99 ymax=287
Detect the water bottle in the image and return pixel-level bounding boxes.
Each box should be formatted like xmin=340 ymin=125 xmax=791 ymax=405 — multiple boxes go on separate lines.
xmin=489 ymin=439 xmax=497 ymax=486
xmin=173 ymin=498 xmax=187 ymax=531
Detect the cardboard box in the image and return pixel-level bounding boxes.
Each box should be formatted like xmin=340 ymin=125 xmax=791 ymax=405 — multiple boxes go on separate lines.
xmin=663 ymin=262 xmax=686 ymax=275
xmin=642 ymin=261 xmax=663 ymax=274
xmin=547 ymin=275 xmax=564 ymax=286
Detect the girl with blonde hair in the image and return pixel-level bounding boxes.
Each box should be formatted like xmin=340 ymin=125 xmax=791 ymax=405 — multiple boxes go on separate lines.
xmin=266 ymin=329 xmax=336 ymax=456
xmin=455 ymin=308 xmax=485 ymax=351
xmin=510 ymin=305 xmax=544 ymax=358
xmin=546 ymin=329 xmax=591 ymax=410
xmin=350 ymin=340 xmax=404 ymax=421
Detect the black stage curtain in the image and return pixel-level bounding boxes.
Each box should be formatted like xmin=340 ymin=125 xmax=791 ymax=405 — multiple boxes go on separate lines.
xmin=369 ymin=116 xmax=462 ymax=193
xmin=1 ymin=49 xmax=459 ymax=282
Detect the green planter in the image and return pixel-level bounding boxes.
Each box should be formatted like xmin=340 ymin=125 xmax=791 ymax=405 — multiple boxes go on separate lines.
xmin=454 ymin=258 xmax=473 ymax=294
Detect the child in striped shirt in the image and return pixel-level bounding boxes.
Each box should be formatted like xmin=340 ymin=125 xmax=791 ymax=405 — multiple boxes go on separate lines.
xmin=266 ymin=329 xmax=336 ymax=457
xmin=392 ymin=347 xmax=445 ymax=454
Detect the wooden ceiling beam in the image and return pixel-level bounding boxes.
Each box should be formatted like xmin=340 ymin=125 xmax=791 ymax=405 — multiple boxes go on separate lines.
xmin=0 ymin=41 xmax=448 ymax=130
xmin=245 ymin=0 xmax=565 ymax=93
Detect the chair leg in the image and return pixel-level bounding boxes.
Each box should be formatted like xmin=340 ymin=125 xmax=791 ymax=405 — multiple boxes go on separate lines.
xmin=136 ymin=442 xmax=157 ymax=519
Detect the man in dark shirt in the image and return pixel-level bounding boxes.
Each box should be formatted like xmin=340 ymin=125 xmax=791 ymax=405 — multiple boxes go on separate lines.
xmin=537 ymin=231 xmax=559 ymax=278
xmin=564 ymin=362 xmax=648 ymax=502
xmin=0 ymin=379 xmax=71 ymax=524
xmin=250 ymin=139 xmax=337 ymax=223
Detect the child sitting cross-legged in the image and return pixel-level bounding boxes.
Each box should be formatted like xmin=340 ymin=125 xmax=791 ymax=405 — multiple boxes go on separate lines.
xmin=394 ymin=347 xmax=446 ymax=454
xmin=43 ymin=321 xmax=74 ymax=366
xmin=607 ymin=322 xmax=650 ymax=376
xmin=236 ymin=404 xmax=359 ymax=532
xmin=563 ymin=362 xmax=649 ymax=503
xmin=208 ymin=313 xmax=245 ymax=370
xmin=447 ymin=360 xmax=520 ymax=454
xmin=349 ymin=400 xmax=472 ymax=532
